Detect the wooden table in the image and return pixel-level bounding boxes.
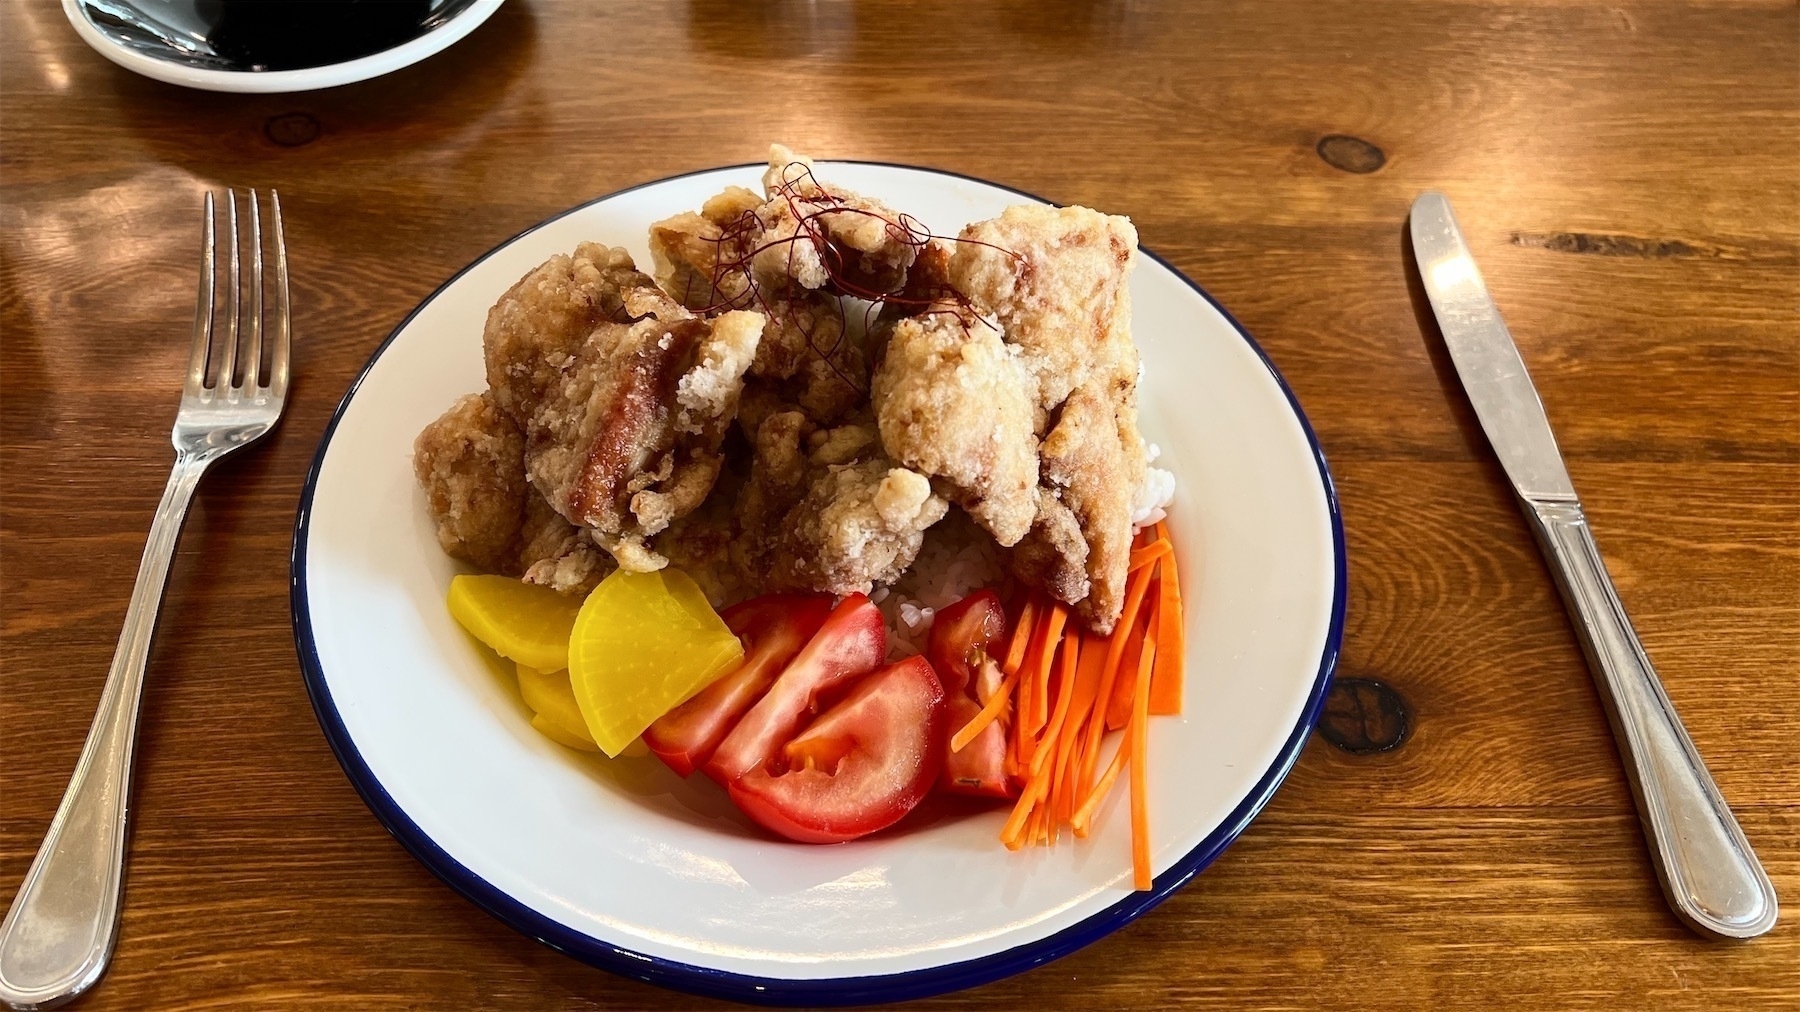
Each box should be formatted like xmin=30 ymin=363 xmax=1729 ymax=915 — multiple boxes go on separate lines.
xmin=3 ymin=1 xmax=1795 ymax=1007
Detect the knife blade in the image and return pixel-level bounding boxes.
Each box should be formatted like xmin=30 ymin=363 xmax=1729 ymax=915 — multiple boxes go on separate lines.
xmin=1409 ymin=191 xmax=1778 ymax=940
xmin=1409 ymin=192 xmax=1574 ymax=500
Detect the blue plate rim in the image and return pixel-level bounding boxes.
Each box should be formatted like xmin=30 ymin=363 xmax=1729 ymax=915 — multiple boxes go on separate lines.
xmin=289 ymin=160 xmax=1347 ymax=1006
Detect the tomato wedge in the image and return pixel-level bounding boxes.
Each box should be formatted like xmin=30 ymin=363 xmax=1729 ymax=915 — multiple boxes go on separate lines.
xmin=728 ymin=656 xmax=946 ymax=843
xmin=705 ymin=593 xmax=887 ymax=784
xmin=928 ymin=590 xmax=1015 ymax=798
xmin=643 ymin=593 xmax=834 ymax=777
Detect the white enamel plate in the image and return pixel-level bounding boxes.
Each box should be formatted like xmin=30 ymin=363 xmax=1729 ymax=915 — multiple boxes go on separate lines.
xmin=292 ymin=163 xmax=1345 ymax=1004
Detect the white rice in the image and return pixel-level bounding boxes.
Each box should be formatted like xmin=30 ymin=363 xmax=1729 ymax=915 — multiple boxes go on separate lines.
xmin=875 ymin=509 xmax=1005 ymax=659
xmin=1131 ymin=442 xmax=1176 ymax=528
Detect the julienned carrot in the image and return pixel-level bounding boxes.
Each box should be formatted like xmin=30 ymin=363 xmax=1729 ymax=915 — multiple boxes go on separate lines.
xmin=1003 ymin=596 xmax=1037 ymax=675
xmin=1129 ymin=623 xmax=1154 ymax=890
xmin=1098 ymin=564 xmax=1156 ymax=732
xmin=1128 ymin=538 xmax=1172 ymax=572
xmin=1015 ymin=604 xmax=1052 ymax=762
xmin=1029 ymin=632 xmax=1082 ymax=778
xmin=950 ymin=661 xmax=1022 ymax=753
xmin=1072 ymin=724 xmax=1130 ymax=837
xmin=995 ymin=525 xmax=1181 ymax=891
xmin=1059 ymin=633 xmax=1108 ymax=821
xmin=1149 ymin=526 xmax=1184 ymax=716
xmin=1001 ymin=773 xmax=1047 ymax=850
xmin=1028 ymin=603 xmax=1068 ymax=737
xmin=1105 ymin=591 xmax=1154 ymax=731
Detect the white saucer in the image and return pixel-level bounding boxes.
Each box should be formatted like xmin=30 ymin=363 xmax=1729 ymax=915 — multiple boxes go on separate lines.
xmin=61 ymin=0 xmax=503 ymax=94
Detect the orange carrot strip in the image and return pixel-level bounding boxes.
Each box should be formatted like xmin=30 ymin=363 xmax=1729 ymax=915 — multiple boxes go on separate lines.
xmin=1028 ymin=627 xmax=1082 ymax=778
xmin=1000 ymin=774 xmax=1048 ymax=850
xmin=1098 ymin=565 xmax=1157 ymax=733
xmin=1149 ymin=537 xmax=1184 ymax=716
xmin=1072 ymin=727 xmax=1131 ymax=838
xmin=1016 ymin=610 xmax=1052 ymax=766
xmin=1002 ymin=596 xmax=1037 ymax=675
xmin=1130 ymin=625 xmax=1154 ymax=890
xmin=1063 ymin=628 xmax=1110 ymax=788
xmin=1128 ymin=538 xmax=1172 ymax=572
xmin=1028 ymin=603 xmax=1068 ymax=737
xmin=950 ymin=662 xmax=1021 ymax=753
xmin=1046 ymin=630 xmax=1108 ymax=830
xmin=1104 ymin=590 xmax=1154 ymax=731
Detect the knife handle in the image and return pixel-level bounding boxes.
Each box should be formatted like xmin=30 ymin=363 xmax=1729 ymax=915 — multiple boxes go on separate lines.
xmin=1524 ymin=497 xmax=1778 ymax=938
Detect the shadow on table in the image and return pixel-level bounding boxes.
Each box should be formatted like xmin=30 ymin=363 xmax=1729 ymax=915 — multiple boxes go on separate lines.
xmin=88 ymin=0 xmax=539 ymax=169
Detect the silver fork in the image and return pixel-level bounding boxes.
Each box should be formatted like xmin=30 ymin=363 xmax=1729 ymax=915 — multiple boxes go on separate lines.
xmin=0 ymin=190 xmax=291 ymax=1011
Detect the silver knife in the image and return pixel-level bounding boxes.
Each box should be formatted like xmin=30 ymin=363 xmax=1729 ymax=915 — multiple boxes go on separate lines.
xmin=1409 ymin=191 xmax=1778 ymax=939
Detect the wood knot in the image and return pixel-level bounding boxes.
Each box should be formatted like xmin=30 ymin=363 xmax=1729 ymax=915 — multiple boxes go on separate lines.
xmin=265 ymin=112 xmax=321 ymax=147
xmin=1510 ymin=231 xmax=1698 ymax=258
xmin=1315 ymin=134 xmax=1385 ymax=174
xmin=1318 ymin=677 xmax=1410 ymax=754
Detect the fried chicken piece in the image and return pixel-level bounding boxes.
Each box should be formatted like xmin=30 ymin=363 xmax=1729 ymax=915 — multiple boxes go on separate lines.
xmin=650 ymin=174 xmax=872 ymax=428
xmin=758 ymin=144 xmax=919 ymax=297
xmin=517 ymin=493 xmax=614 ymax=597
xmin=880 ymin=238 xmax=956 ymax=320
xmin=807 ymin=422 xmax=879 ymax=465
xmin=765 ymin=460 xmax=949 ymax=596
xmin=1011 ymin=497 xmax=1089 ymax=607
xmin=871 ymin=308 xmax=1039 ymax=546
xmin=483 ymin=243 xmax=661 ymax=426
xmin=947 ymin=204 xmax=1139 ymax=416
xmin=653 ymin=462 xmax=748 ymax=608
xmin=646 ymin=187 xmax=764 ymax=313
xmin=732 ymin=409 xmax=944 ymax=596
xmin=948 ymin=204 xmax=1148 ymax=632
xmin=1031 ymin=381 xmax=1137 ymax=633
xmin=412 ymin=391 xmax=618 ymax=596
xmin=523 ymin=272 xmax=764 ymax=572
xmin=413 ymin=392 xmax=527 ymax=573
xmin=733 ymin=409 xmax=815 ymax=570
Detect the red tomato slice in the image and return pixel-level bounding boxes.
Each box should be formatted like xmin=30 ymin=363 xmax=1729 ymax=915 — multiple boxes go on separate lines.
xmin=643 ymin=593 xmax=835 ymax=777
xmin=727 ymin=656 xmax=946 ymax=843
xmin=705 ymin=593 xmax=886 ymax=784
xmin=927 ymin=590 xmax=1015 ymax=798
xmin=928 ymin=590 xmax=1007 ymax=693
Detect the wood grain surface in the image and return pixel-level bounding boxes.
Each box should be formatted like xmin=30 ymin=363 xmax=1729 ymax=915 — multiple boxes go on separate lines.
xmin=3 ymin=0 xmax=1796 ymax=1008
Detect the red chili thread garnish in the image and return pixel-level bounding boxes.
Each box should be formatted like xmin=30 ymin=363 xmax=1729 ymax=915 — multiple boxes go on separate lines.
xmin=679 ymin=162 xmax=1022 ymax=399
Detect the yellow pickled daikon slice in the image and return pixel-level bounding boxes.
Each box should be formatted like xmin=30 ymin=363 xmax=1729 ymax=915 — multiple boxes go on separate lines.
xmin=568 ymin=569 xmax=743 ymax=757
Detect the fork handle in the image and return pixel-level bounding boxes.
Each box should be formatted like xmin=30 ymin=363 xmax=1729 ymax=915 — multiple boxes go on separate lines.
xmin=0 ymin=454 xmax=209 ymax=1010
xmin=1524 ymin=496 xmax=1778 ymax=939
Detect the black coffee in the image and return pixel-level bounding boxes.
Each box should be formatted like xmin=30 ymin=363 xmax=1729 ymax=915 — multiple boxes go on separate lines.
xmin=201 ymin=0 xmax=437 ymax=71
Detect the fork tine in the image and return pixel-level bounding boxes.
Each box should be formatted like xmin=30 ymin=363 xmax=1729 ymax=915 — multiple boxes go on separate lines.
xmin=185 ymin=192 xmax=216 ymax=392
xmin=216 ymin=189 xmax=241 ymax=392
xmin=267 ymin=190 xmax=290 ymax=399
xmin=241 ymin=190 xmax=264 ymax=391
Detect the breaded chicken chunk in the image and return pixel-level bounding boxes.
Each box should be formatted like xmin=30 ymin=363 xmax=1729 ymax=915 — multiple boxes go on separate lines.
xmin=413 ymin=391 xmax=527 ymax=573
xmin=948 ymin=204 xmax=1139 ymax=416
xmin=516 ymin=493 xmax=615 ymax=597
xmin=647 ymin=187 xmax=763 ymax=313
xmin=871 ymin=308 xmax=1039 ymax=546
xmin=766 ymin=460 xmax=948 ymax=596
xmin=513 ymin=255 xmax=764 ymax=572
xmin=648 ymin=151 xmax=883 ymax=428
xmin=734 ymin=410 xmax=946 ymax=596
xmin=1035 ymin=381 xmax=1136 ymax=633
xmin=950 ymin=204 xmax=1147 ymax=632
xmin=1011 ymin=497 xmax=1089 ymax=608
xmin=758 ymin=144 xmax=919 ymax=297
xmin=483 ymin=243 xmax=662 ymax=426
